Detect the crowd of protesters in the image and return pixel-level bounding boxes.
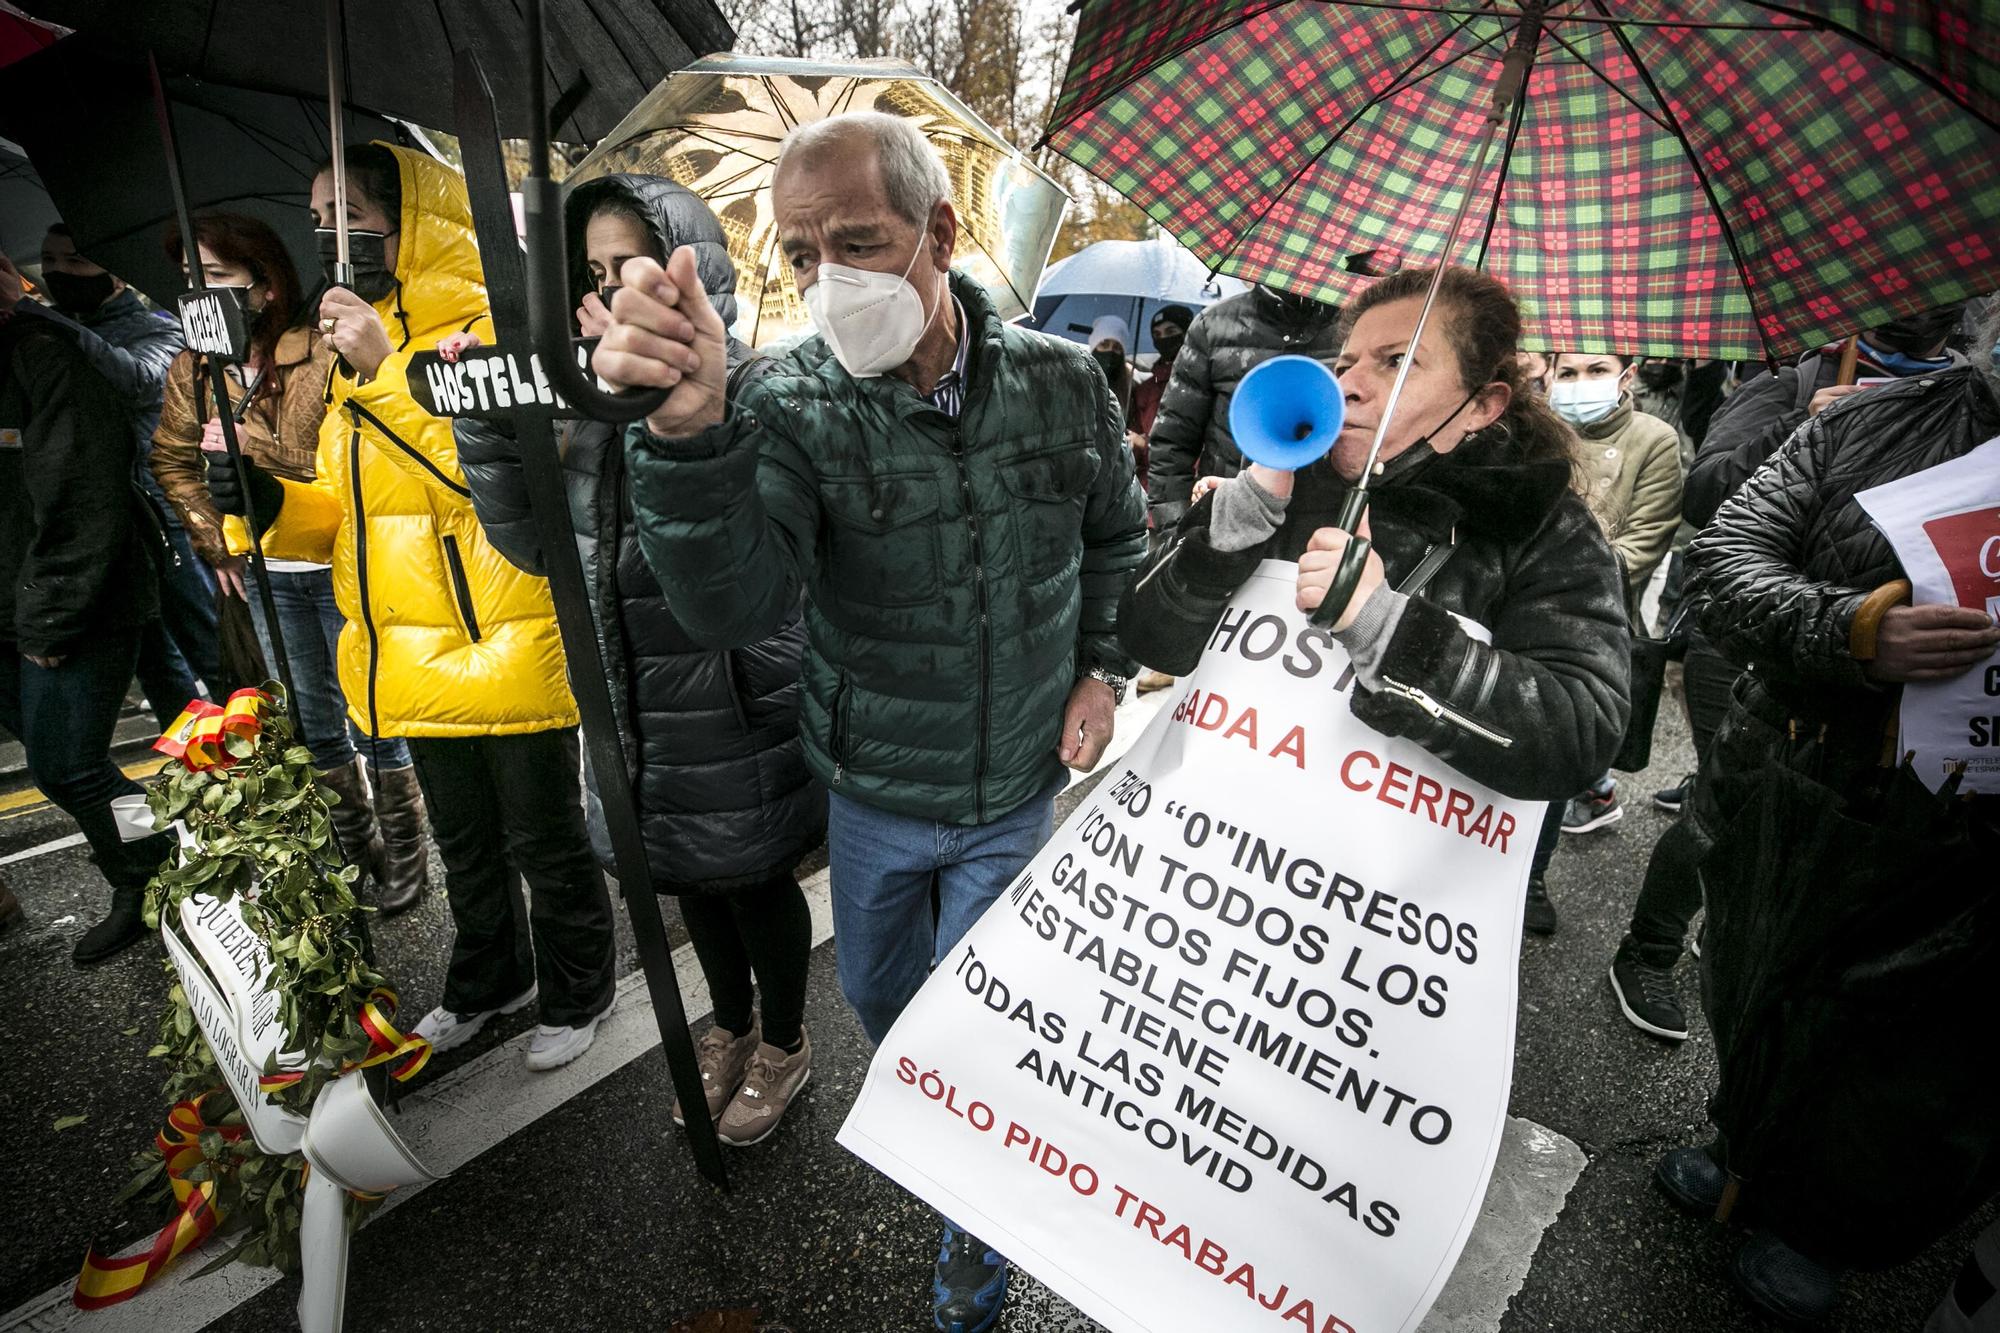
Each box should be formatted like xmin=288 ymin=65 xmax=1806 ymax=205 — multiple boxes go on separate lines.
xmin=2 ymin=107 xmax=1996 ymax=1332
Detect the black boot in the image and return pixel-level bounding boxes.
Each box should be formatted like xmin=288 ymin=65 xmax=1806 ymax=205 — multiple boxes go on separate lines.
xmin=0 ymin=871 xmax=22 ymax=933
xmin=372 ymin=763 xmax=431 ymax=916
xmin=73 ymin=883 xmax=147 ymax=965
xmin=1523 ymin=876 xmax=1558 ymax=936
xmin=1654 ymin=1144 xmax=1728 ymax=1216
xmin=1734 ymin=1231 xmax=1838 ymax=1326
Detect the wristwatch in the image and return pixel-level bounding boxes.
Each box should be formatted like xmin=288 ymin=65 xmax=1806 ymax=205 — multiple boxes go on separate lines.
xmin=1084 ymin=665 xmax=1130 ymax=706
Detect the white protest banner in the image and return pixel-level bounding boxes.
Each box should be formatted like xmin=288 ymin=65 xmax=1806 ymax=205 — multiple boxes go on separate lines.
xmin=162 ymin=892 xmax=309 ymax=1155
xmin=840 ymin=560 xmax=1540 ymax=1333
xmin=1856 ymin=434 xmax=2000 ymax=794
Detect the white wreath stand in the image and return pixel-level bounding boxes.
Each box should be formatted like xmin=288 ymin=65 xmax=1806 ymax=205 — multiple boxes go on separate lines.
xmin=114 ymin=794 xmax=439 ymax=1332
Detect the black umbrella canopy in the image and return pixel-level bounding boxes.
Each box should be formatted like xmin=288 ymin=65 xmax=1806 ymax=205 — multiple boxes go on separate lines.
xmin=15 ymin=0 xmax=734 ymax=141
xmin=0 ymin=137 xmax=59 ymax=260
xmin=0 ymin=35 xmax=407 ymax=305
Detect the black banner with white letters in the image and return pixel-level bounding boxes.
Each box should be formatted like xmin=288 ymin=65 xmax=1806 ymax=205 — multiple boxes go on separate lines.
xmin=406 ymin=338 xmax=598 ymax=420
xmin=176 ymin=287 xmax=250 ymax=361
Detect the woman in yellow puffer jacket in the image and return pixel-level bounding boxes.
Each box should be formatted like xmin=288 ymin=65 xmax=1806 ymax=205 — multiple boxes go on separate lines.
xmin=209 ymin=143 xmax=615 ymax=1072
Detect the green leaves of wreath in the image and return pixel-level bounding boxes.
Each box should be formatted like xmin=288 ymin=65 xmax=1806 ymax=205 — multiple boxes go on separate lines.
xmin=129 ymin=688 xmax=391 ymax=1274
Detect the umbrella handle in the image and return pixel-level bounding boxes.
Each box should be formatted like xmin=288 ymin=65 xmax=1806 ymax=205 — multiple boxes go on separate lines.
xmin=1308 ymin=488 xmax=1373 ymax=628
xmin=1848 ymin=578 xmax=1912 ymax=661
xmin=520 ymin=177 xmax=668 ymax=424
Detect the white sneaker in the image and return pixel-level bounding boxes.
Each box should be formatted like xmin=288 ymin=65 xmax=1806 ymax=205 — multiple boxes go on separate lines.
xmin=523 ymin=1013 xmax=602 ymax=1072
xmin=413 ymin=982 xmax=538 ymax=1054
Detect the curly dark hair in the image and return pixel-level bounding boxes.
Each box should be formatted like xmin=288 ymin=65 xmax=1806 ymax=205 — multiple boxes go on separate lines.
xmin=1341 ymin=266 xmax=1576 ymax=470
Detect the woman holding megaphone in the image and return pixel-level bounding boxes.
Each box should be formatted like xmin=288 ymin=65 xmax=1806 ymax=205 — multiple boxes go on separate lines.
xmin=1119 ymin=266 xmax=1631 ymax=814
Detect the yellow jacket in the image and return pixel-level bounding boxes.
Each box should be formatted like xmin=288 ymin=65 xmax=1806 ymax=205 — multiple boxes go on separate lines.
xmin=263 ymin=143 xmax=578 ymax=737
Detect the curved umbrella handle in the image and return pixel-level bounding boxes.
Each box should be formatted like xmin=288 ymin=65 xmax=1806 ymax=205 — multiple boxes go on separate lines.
xmin=1309 ymin=487 xmax=1373 ymax=628
xmin=520 ymin=176 xmax=667 ymax=424
xmin=1310 ymin=534 xmax=1374 ymax=629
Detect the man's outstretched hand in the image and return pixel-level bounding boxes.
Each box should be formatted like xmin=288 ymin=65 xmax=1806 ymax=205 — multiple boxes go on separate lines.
xmin=592 ymin=248 xmax=729 ymax=440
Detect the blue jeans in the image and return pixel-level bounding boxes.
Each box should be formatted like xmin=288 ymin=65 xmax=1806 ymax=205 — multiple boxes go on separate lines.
xmin=0 ymin=624 xmax=174 ymax=892
xmin=134 ymin=520 xmax=222 ymax=728
xmin=828 ymin=781 xmax=1058 ymax=1045
xmin=243 ymin=565 xmax=410 ymax=771
xmin=134 ymin=512 xmax=223 ymax=727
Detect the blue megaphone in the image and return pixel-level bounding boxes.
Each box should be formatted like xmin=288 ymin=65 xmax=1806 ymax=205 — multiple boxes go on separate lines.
xmin=1227 ymin=354 xmax=1346 ymax=470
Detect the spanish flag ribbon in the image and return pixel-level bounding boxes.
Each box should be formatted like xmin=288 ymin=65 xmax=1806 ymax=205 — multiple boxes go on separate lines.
xmin=152 ymin=689 xmax=270 ymax=773
xmin=255 ymin=987 xmax=430 ymax=1094
xmin=73 ymin=1094 xmax=247 ymax=1309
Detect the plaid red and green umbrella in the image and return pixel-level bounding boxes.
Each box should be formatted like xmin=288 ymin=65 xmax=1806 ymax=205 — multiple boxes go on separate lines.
xmin=1043 ymin=0 xmax=2000 ymax=360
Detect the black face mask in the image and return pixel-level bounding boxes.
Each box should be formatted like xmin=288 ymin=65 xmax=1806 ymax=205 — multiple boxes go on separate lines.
xmin=1152 ymin=332 xmax=1184 ymax=362
xmin=315 ymin=228 xmax=397 ymax=303
xmin=43 ymin=269 xmax=116 ymax=316
xmin=1093 ymin=348 xmax=1128 ymax=385
xmin=1635 ymin=359 xmax=1683 ymax=391
xmin=207 ymin=283 xmax=263 ymax=315
xmin=1869 ymin=306 xmax=1964 ymax=357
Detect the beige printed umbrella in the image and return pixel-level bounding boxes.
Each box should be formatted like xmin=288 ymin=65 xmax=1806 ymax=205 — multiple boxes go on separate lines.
xmin=572 ymin=53 xmax=1070 ymax=347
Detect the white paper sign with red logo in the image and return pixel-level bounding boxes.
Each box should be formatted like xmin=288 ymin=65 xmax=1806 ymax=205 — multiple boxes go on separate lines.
xmin=838 ymin=560 xmax=1542 ymax=1333
xmin=1857 ymin=433 xmax=2000 ymax=795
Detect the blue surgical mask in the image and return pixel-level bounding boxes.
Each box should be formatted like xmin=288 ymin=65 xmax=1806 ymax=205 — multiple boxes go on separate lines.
xmin=1548 ymin=377 xmax=1623 ymax=426
xmin=1855 ymin=336 xmax=1953 ymax=377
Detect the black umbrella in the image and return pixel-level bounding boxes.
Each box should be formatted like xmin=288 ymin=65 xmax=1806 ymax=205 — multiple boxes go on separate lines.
xmin=1699 ymin=751 xmax=1995 ymax=1261
xmin=15 ymin=0 xmax=733 ymax=142
xmin=0 ymin=137 xmax=58 ymax=260
xmin=0 ymin=34 xmax=405 ymax=306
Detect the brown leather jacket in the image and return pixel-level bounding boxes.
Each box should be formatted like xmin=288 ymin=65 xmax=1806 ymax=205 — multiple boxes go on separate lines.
xmin=151 ymin=323 xmax=330 ymax=565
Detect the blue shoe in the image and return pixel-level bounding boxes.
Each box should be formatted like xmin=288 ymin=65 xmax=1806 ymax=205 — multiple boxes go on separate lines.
xmin=934 ymin=1222 xmax=1007 ymax=1333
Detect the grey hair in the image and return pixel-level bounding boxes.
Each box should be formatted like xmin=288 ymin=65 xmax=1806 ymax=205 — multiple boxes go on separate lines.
xmin=775 ymin=111 xmax=952 ymax=226
xmin=1979 ymin=296 xmax=2000 ymax=390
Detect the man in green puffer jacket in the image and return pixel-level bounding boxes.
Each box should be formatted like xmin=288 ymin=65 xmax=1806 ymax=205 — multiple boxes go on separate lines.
xmin=593 ymin=111 xmax=1147 ymax=1333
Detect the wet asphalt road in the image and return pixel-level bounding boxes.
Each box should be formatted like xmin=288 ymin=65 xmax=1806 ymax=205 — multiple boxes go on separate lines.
xmin=0 ymin=689 xmax=1987 ymax=1332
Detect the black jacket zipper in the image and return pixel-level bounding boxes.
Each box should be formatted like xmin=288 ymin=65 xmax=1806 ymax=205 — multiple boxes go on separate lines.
xmin=347 ymin=416 xmax=383 ymax=740
xmin=832 ymin=671 xmax=852 ymax=783
xmin=440 ymin=533 xmax=482 ymax=642
xmin=346 ymin=400 xmax=471 ymax=497
xmin=948 ymin=427 xmax=990 ymax=822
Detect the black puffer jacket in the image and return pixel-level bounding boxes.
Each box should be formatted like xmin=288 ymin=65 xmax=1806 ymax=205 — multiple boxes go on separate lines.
xmin=1687 ymin=365 xmax=2000 ymax=735
xmin=1685 ymin=344 xmax=1966 ymax=527
xmin=1120 ymin=436 xmax=1631 ymax=801
xmin=1681 ymin=366 xmax=2000 ymax=1270
xmin=456 ymin=174 xmax=821 ymax=893
xmin=1145 ymin=287 xmax=1341 ymax=528
xmin=1 ymin=313 xmax=161 ymax=654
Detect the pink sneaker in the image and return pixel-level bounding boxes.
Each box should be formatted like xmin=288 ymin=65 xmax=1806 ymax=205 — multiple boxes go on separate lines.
xmin=716 ymin=1029 xmax=812 ymax=1147
xmin=673 ymin=1023 xmax=759 ymax=1128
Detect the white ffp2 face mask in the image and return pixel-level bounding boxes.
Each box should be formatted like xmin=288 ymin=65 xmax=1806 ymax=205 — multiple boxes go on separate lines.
xmin=1548 ymin=376 xmax=1623 ymax=426
xmin=801 ymin=234 xmax=939 ymax=378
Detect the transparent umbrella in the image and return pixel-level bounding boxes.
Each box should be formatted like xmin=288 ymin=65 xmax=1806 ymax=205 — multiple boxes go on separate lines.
xmin=1030 ymin=234 xmax=1247 ymax=355
xmin=573 ymin=53 xmax=1070 ymax=348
